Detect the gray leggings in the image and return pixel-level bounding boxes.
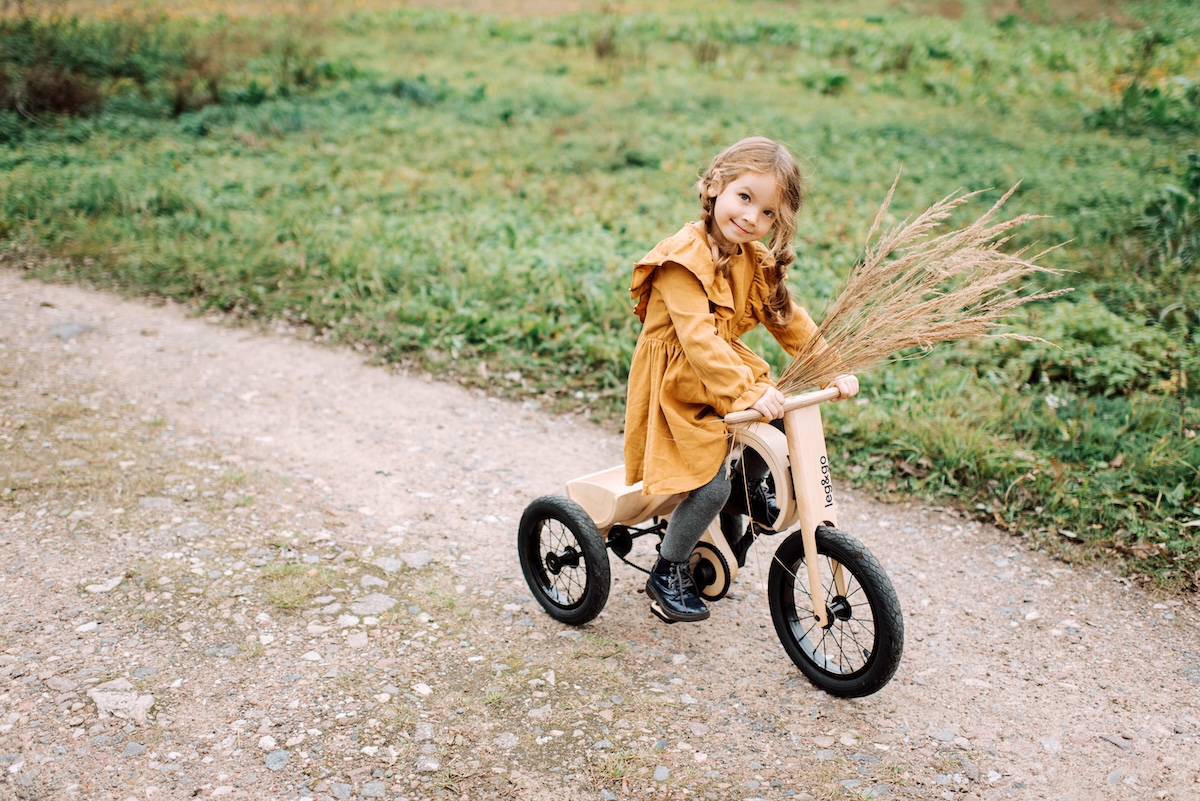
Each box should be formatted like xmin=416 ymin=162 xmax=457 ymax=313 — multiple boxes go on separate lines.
xmin=659 ymin=464 xmax=731 ymax=563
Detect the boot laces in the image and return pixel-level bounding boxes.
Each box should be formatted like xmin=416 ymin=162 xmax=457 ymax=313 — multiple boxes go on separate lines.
xmin=669 ymin=562 xmax=696 ymax=594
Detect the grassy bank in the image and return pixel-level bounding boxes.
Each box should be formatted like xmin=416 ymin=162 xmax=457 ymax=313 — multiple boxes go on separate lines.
xmin=2 ymin=0 xmax=1198 ymax=589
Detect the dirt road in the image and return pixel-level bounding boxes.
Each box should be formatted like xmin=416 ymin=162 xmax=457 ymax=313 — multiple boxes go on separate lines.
xmin=2 ymin=267 xmax=1198 ymax=801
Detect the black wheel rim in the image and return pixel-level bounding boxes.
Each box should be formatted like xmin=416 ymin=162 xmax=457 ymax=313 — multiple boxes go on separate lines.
xmin=527 ymin=516 xmax=589 ymax=610
xmin=782 ymin=553 xmax=878 ymax=678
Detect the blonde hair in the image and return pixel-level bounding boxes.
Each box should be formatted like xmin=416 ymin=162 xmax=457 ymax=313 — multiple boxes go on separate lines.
xmin=697 ymin=136 xmax=805 ymax=326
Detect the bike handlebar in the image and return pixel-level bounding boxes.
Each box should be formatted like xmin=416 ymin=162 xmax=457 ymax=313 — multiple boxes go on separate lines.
xmin=724 ymin=386 xmax=842 ymax=425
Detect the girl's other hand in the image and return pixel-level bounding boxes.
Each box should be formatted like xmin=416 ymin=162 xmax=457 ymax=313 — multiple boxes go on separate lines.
xmin=751 ymin=386 xmax=786 ymax=420
xmin=831 ymin=374 xmax=859 ymax=400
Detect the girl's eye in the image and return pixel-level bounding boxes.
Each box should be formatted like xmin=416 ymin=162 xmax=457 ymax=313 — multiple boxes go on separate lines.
xmin=764 ymin=210 xmax=775 ymax=218
xmin=739 ymin=193 xmax=750 ymax=202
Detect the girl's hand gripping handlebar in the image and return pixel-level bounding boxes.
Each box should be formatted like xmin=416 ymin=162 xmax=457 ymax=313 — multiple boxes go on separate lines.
xmin=724 ymin=385 xmax=843 ymax=425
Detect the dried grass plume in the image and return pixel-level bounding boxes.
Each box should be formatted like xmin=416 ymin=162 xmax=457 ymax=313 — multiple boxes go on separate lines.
xmin=777 ymin=177 xmax=1072 ymax=395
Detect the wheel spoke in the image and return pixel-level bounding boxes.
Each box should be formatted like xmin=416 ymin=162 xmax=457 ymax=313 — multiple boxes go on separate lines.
xmin=536 ymin=519 xmax=590 ymax=608
xmin=827 ymin=626 xmax=849 ymax=671
xmin=827 ymin=558 xmax=874 ymax=671
xmin=779 ymin=552 xmax=878 ymax=676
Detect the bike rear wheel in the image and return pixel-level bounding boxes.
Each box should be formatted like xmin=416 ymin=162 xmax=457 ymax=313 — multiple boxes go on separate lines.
xmin=518 ymin=495 xmax=611 ymax=626
xmin=768 ymin=525 xmax=903 ymax=697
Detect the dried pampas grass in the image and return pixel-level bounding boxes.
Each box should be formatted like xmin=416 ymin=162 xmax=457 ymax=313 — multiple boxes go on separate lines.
xmin=777 ymin=177 xmax=1072 ymax=395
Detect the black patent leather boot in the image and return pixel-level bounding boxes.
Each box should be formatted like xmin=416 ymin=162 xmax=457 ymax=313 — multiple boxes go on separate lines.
xmin=727 ymin=477 xmax=781 ymax=528
xmin=645 ymin=557 xmax=710 ymax=623
xmin=746 ymin=479 xmax=781 ymax=527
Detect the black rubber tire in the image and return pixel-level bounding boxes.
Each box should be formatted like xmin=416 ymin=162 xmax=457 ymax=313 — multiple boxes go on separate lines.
xmin=768 ymin=525 xmax=904 ymax=697
xmin=518 ymin=495 xmax=611 ymax=626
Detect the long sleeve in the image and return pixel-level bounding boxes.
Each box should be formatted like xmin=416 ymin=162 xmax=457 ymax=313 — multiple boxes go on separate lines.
xmin=655 ymin=263 xmax=770 ymax=416
xmin=766 ymin=301 xmax=822 ymax=358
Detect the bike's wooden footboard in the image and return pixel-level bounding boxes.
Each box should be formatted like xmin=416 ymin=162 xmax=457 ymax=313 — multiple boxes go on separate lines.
xmin=566 ymin=466 xmax=683 ymax=531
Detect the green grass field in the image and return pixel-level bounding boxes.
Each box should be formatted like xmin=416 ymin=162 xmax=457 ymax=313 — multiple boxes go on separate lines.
xmin=2 ymin=0 xmax=1198 ymax=588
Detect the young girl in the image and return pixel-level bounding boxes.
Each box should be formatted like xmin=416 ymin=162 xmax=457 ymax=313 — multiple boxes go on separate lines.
xmin=623 ymin=136 xmax=858 ymax=623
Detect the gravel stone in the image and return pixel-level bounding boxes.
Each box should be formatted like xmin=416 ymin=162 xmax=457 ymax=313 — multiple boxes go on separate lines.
xmin=401 ymin=551 xmax=432 ymax=569
xmin=1102 ymin=734 xmax=1133 ymax=750
xmin=264 ymin=750 xmax=291 ymax=772
xmin=49 ymin=321 xmax=95 ymax=340
xmin=349 ymin=593 xmax=397 ymax=616
xmin=373 ymin=557 xmax=405 ymax=573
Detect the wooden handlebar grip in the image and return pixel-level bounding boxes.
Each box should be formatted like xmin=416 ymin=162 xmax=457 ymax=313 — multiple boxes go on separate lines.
xmin=724 ymin=386 xmax=842 ymax=425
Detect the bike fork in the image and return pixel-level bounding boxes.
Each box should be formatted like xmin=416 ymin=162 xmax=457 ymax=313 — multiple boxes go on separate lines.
xmin=783 ymin=402 xmax=845 ymax=628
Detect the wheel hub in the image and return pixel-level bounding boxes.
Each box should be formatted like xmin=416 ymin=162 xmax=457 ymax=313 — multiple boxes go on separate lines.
xmin=692 ymin=559 xmax=716 ymax=587
xmin=822 ymin=595 xmax=852 ymax=629
xmin=544 ymin=546 xmax=581 ymax=575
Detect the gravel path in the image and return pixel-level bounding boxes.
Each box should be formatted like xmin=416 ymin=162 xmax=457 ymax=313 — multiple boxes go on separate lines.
xmin=2 ymin=267 xmax=1198 ymax=801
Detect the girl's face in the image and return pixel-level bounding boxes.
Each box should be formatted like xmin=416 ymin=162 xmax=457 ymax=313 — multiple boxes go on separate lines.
xmin=707 ymin=171 xmax=781 ymax=248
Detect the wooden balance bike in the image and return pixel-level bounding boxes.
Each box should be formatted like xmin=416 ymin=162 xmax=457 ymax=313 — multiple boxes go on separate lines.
xmin=517 ymin=386 xmax=904 ymax=697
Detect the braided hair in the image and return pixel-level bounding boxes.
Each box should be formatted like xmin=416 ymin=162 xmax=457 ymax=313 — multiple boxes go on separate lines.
xmin=696 ymin=137 xmax=806 ymax=327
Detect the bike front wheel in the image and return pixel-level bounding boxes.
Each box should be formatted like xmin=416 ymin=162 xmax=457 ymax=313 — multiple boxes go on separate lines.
xmin=518 ymin=495 xmax=611 ymax=626
xmin=768 ymin=525 xmax=903 ymax=697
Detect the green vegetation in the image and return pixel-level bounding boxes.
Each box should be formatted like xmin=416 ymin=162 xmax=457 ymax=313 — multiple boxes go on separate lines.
xmin=260 ymin=562 xmax=337 ymax=609
xmin=2 ymin=0 xmax=1198 ymax=589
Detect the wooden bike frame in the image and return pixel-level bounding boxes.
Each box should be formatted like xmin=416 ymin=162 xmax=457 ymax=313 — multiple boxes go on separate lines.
xmin=726 ymin=387 xmax=848 ymax=628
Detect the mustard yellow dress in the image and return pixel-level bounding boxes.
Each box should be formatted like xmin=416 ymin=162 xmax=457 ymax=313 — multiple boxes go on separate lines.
xmin=623 ymin=222 xmax=822 ymax=496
